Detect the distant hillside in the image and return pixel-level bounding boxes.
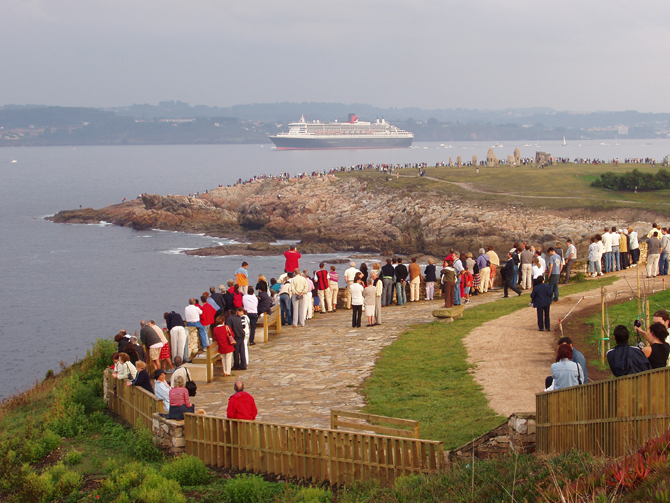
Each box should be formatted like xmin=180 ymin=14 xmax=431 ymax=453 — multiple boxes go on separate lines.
xmin=1 ymin=103 xmax=668 ymax=146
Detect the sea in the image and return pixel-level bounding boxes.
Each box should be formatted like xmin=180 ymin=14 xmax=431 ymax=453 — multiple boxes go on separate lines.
xmin=2 ymin=139 xmax=670 ymax=400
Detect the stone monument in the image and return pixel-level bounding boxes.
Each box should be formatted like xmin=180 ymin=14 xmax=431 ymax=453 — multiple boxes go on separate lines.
xmin=514 ymin=147 xmax=521 ymax=166
xmin=486 ymin=147 xmax=498 ymax=167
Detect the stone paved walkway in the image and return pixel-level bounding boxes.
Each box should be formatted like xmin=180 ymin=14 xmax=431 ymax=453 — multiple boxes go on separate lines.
xmin=193 ymin=291 xmax=501 ymax=428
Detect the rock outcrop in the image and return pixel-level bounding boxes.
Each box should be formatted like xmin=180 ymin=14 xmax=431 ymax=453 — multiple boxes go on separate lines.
xmin=49 ymin=174 xmax=656 ymax=256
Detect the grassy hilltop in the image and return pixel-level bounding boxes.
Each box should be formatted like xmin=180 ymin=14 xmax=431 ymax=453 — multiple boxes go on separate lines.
xmin=340 ymin=162 xmax=670 ymax=214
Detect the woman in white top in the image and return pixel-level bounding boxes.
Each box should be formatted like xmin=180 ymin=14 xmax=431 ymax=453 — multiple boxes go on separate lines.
xmin=531 ymin=257 xmax=543 ymax=286
xmin=349 ymin=273 xmax=365 ymax=328
xmin=588 ymin=236 xmax=602 ymax=277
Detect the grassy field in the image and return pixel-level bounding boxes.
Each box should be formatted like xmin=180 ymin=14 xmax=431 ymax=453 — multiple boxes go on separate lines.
xmin=362 ymin=275 xmax=617 ymax=449
xmin=338 ymin=162 xmax=670 ymax=213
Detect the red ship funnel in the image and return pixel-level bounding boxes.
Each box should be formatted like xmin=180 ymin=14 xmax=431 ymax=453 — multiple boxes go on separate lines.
xmin=348 ymin=113 xmax=357 ymax=123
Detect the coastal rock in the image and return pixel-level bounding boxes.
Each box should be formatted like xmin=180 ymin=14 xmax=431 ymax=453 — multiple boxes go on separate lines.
xmin=49 ymin=174 xmax=659 ymax=257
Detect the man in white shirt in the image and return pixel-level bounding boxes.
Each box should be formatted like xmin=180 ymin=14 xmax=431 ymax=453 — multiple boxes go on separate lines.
xmin=343 ymin=262 xmax=360 ymax=310
xmin=610 ymin=226 xmax=621 ymax=272
xmin=628 ymin=227 xmax=639 ymax=266
xmin=242 ymin=286 xmax=259 ymax=345
xmin=562 ymin=239 xmax=577 ymax=284
xmin=290 ymin=269 xmax=308 ymax=327
xmin=601 ymin=228 xmax=613 ymax=273
xmin=185 ymin=298 xmax=207 ymax=351
xmin=660 ymin=228 xmax=670 ymax=276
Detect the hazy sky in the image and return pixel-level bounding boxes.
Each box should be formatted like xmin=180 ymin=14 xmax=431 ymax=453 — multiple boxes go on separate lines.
xmin=2 ymin=0 xmax=669 ymax=112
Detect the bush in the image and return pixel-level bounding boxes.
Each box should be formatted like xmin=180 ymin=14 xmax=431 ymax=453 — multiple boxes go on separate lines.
xmin=131 ymin=472 xmax=185 ymax=503
xmin=222 ymin=473 xmax=282 ymax=503
xmin=161 ymin=454 xmax=210 ymax=486
xmin=128 ymin=427 xmax=163 ymax=463
xmin=80 ymin=337 xmax=117 ymax=379
xmin=64 ymin=449 xmax=83 ymax=466
xmin=99 ymin=461 xmax=156 ymax=495
xmin=285 ymin=486 xmax=334 ymax=502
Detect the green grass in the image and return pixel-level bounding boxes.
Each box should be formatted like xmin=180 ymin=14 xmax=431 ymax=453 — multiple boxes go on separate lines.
xmin=362 ymin=276 xmax=617 ymax=449
xmin=337 ymin=162 xmax=670 ymax=213
xmin=583 ymin=286 xmax=670 ymax=369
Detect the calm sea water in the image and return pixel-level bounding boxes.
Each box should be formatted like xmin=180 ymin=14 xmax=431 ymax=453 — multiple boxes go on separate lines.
xmin=2 ymin=139 xmax=670 ymax=400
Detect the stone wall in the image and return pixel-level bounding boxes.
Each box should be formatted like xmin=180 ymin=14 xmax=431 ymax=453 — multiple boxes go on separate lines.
xmin=447 ymin=412 xmax=536 ymax=461
xmin=152 ymin=413 xmax=186 ymax=455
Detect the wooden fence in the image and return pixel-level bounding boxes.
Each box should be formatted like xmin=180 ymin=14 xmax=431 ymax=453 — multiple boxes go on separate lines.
xmin=184 ymin=413 xmax=444 ymax=486
xmin=536 ymin=366 xmax=670 ymax=457
xmin=105 ymin=370 xmax=164 ymax=430
xmin=331 ymin=409 xmax=420 ymax=439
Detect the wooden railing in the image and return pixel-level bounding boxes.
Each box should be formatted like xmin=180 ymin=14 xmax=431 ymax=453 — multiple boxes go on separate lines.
xmin=105 ymin=369 xmax=164 ymax=430
xmin=331 ymin=409 xmax=420 ymax=439
xmin=183 ymin=413 xmax=443 ymax=486
xmin=536 ymin=366 xmax=670 ymax=457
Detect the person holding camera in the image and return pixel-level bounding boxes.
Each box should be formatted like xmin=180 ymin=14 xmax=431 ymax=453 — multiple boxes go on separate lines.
xmin=607 ymin=325 xmax=651 ymax=377
xmin=634 ymin=310 xmax=670 ymax=368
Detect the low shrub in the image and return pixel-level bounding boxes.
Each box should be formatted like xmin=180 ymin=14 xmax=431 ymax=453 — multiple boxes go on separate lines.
xmin=222 ymin=473 xmax=282 ymax=503
xmin=161 ymin=454 xmax=210 ymax=486
xmin=284 ymin=486 xmax=334 ymax=502
xmin=130 ymin=472 xmax=185 ymax=503
xmin=64 ymin=449 xmax=83 ymax=466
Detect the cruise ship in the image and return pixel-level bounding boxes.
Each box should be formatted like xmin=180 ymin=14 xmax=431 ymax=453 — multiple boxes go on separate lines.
xmin=269 ymin=114 xmax=414 ymax=150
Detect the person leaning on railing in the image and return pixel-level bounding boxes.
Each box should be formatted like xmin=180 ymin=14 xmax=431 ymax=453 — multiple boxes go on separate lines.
xmin=167 ymin=375 xmax=194 ymax=420
xmin=113 ymin=352 xmax=137 ymax=381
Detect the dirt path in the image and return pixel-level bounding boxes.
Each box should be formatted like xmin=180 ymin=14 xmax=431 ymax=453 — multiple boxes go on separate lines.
xmin=464 ymin=268 xmax=664 ymax=417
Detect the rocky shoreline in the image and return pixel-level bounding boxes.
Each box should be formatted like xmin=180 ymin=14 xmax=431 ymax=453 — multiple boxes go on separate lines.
xmin=49 ymin=174 xmax=658 ymax=256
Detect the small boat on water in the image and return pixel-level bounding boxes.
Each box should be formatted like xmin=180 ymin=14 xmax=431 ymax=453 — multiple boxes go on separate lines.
xmin=11 ymin=160 xmax=17 ymax=163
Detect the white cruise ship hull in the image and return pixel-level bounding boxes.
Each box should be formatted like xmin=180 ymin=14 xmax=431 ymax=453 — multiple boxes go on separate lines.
xmin=269 ymin=135 xmax=413 ymax=150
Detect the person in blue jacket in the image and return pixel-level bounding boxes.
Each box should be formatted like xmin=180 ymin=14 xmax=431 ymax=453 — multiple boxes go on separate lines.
xmin=530 ymin=276 xmax=553 ymax=331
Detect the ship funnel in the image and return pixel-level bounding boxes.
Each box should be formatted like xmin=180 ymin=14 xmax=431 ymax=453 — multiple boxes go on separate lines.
xmin=348 ymin=113 xmax=358 ymax=123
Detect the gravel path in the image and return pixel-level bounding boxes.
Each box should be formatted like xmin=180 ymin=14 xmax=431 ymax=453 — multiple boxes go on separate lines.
xmin=464 ymin=268 xmax=662 ymax=416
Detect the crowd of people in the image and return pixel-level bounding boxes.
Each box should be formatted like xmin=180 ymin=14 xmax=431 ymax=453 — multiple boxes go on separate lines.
xmin=108 ymin=218 xmax=670 ymax=420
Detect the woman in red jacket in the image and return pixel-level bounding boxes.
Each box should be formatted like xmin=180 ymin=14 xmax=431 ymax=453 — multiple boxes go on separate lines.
xmin=212 ymin=315 xmax=236 ymax=376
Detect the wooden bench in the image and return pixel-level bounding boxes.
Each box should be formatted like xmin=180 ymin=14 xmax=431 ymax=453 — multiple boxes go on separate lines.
xmin=189 ymin=341 xmax=221 ymax=383
xmin=331 ymin=409 xmax=420 ymax=439
xmin=258 ymin=304 xmax=281 ymax=342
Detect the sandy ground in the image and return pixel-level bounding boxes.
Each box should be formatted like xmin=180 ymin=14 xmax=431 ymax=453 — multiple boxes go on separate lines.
xmin=464 ymin=267 xmax=665 ymax=417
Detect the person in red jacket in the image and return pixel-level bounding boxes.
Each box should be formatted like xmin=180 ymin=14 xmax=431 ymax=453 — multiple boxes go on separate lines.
xmin=284 ymin=245 xmax=301 ymax=273
xmin=199 ymin=294 xmax=216 ymax=342
xmin=226 ymin=381 xmax=258 ymax=420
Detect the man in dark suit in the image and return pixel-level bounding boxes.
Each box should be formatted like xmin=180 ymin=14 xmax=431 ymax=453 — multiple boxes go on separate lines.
xmin=502 ymin=252 xmax=522 ymax=298
xmin=226 ymin=306 xmax=247 ymax=370
xmin=530 ymin=276 xmax=552 ymax=331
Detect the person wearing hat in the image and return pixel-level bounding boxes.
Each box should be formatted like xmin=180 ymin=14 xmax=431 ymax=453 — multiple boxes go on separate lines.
xmin=154 ymin=369 xmax=171 ymax=412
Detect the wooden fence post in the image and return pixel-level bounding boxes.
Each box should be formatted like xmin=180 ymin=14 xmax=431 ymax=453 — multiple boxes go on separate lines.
xmin=601 ymin=286 xmax=606 ymax=365
xmin=646 ymin=299 xmax=651 ymax=330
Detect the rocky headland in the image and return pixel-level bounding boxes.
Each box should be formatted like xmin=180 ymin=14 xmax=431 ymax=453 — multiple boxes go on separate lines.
xmin=49 ymin=174 xmax=658 ymax=256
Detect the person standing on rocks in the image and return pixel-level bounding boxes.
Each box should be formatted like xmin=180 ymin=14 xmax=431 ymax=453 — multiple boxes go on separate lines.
xmin=381 ymin=259 xmax=395 ymax=306
xmin=284 ymin=245 xmax=301 ymax=273
xmin=343 ymin=262 xmax=360 ymax=310
xmin=611 ymin=226 xmax=621 ymax=272
xmin=235 ymin=262 xmax=249 ymax=294
xmin=394 ymin=258 xmax=408 ymax=305
xmin=408 ymin=257 xmax=421 ymax=302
